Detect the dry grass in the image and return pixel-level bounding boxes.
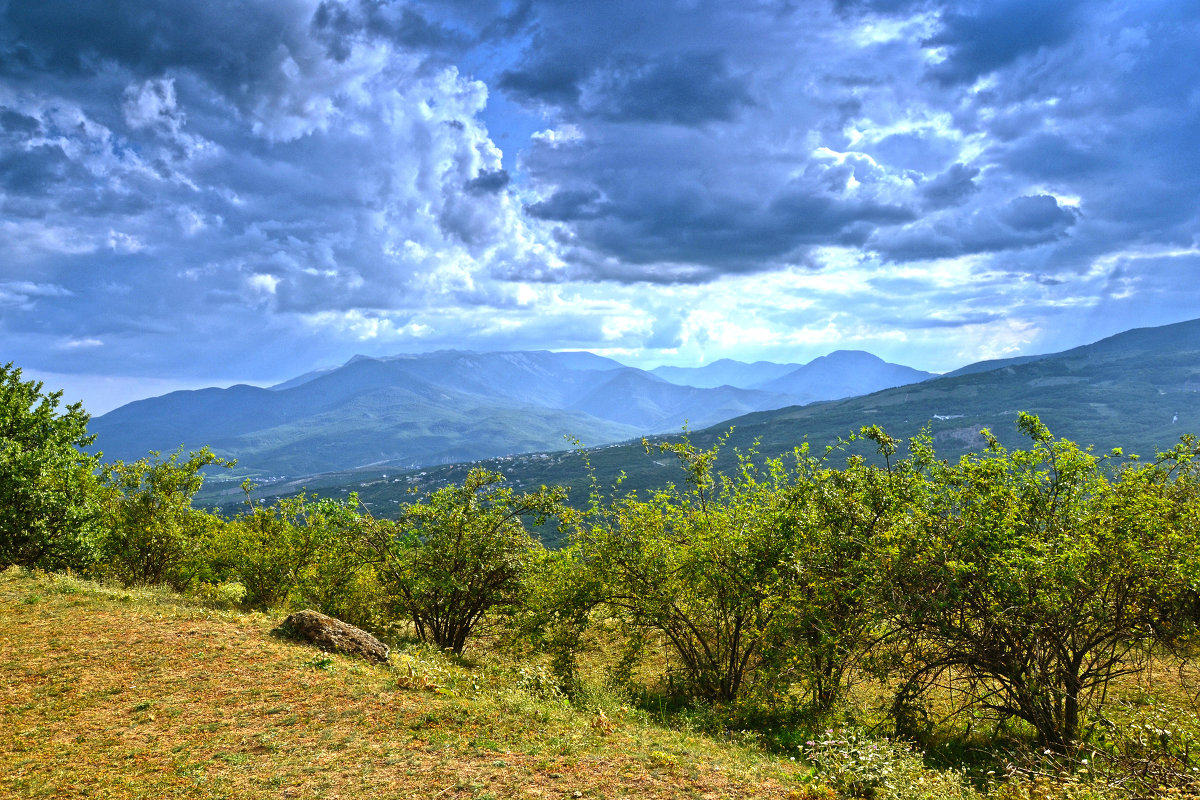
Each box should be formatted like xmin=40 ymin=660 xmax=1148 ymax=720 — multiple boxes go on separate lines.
xmin=0 ymin=568 xmax=810 ymax=799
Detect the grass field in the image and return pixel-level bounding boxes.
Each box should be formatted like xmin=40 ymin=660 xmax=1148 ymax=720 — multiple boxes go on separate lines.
xmin=0 ymin=568 xmax=810 ymax=799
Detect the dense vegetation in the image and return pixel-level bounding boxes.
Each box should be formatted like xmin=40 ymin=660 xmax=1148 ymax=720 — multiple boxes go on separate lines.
xmin=7 ymin=360 xmax=1200 ymax=798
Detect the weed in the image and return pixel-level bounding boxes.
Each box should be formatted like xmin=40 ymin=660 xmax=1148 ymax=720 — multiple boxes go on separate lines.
xmin=303 ymin=654 xmax=336 ymax=671
xmin=803 ymin=728 xmax=979 ymax=800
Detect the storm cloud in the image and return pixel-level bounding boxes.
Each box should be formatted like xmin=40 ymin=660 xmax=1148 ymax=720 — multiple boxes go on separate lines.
xmin=1 ymin=0 xmax=1197 ymax=410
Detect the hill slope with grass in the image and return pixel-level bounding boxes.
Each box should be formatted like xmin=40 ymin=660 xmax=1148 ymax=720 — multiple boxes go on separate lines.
xmin=1 ymin=568 xmax=810 ymax=800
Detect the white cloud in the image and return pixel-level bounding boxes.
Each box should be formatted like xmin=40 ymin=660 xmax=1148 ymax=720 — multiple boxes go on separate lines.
xmin=247 ymin=273 xmax=280 ymax=294
xmin=123 ymin=77 xmax=183 ymax=131
xmin=59 ymin=338 xmax=104 ymax=349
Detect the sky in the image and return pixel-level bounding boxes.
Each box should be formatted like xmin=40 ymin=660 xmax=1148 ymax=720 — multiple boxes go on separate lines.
xmin=2 ymin=0 xmax=1199 ymax=414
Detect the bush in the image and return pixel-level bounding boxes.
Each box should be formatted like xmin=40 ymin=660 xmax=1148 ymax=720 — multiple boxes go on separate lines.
xmin=875 ymin=416 xmax=1200 ymax=749
xmin=803 ymin=728 xmax=978 ymax=800
xmin=570 ymin=432 xmax=901 ymax=711
xmin=95 ymin=447 xmax=231 ymax=590
xmin=573 ymin=435 xmax=817 ymax=705
xmin=0 ymin=363 xmax=101 ymax=571
xmin=354 ymin=469 xmax=564 ymax=654
xmin=210 ymin=490 xmax=384 ymax=626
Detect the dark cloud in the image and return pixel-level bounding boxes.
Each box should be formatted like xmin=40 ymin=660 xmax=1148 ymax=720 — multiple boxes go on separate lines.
xmin=536 ymin=170 xmax=915 ymax=280
xmin=872 ymin=195 xmax=1078 ymax=262
xmin=524 ymin=188 xmax=608 ymax=221
xmin=768 ymin=188 xmax=915 ymax=245
xmin=833 ymin=0 xmax=931 ymax=15
xmin=0 ymin=1 xmax=303 ymax=95
xmin=464 ymin=168 xmax=510 ymax=195
xmin=502 ymin=46 xmax=753 ymax=127
xmin=920 ymin=163 xmax=979 ymax=209
xmin=311 ymin=0 xmax=469 ymax=63
xmin=0 ymin=106 xmax=40 ymax=136
xmin=499 ymin=60 xmax=585 ymax=108
xmin=998 ymin=194 xmax=1074 ymax=232
xmin=0 ymin=144 xmax=78 ymax=195
xmin=585 ymin=52 xmax=754 ymax=125
xmin=924 ymin=0 xmax=1085 ymax=85
xmin=997 ymin=133 xmax=1101 ymax=180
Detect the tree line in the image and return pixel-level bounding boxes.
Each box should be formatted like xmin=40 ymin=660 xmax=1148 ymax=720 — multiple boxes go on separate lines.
xmin=4 ymin=361 xmax=1200 ymax=753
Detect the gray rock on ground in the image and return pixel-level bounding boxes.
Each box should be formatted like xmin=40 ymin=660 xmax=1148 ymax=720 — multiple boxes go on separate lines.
xmin=278 ymin=609 xmax=390 ymax=664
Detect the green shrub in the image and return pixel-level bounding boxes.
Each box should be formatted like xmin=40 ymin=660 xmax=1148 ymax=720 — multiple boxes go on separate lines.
xmin=205 ymin=490 xmax=383 ymax=626
xmin=571 ymin=432 xmax=896 ymax=711
xmin=803 ymin=728 xmax=978 ymax=800
xmin=0 ymin=363 xmax=100 ymax=571
xmin=354 ymin=469 xmax=564 ymax=654
xmin=875 ymin=416 xmax=1200 ymax=750
xmin=95 ymin=447 xmax=231 ymax=590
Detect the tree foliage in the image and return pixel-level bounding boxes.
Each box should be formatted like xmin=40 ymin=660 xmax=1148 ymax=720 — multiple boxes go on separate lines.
xmin=0 ymin=363 xmax=100 ymax=570
xmin=568 ymin=431 xmax=903 ymax=711
xmin=779 ymin=425 xmax=910 ymax=712
xmin=574 ymin=436 xmax=808 ymax=705
xmin=354 ymin=468 xmax=564 ymax=654
xmin=876 ymin=414 xmax=1200 ymax=749
xmin=96 ymin=447 xmax=232 ymax=589
xmin=210 ymin=489 xmax=383 ymax=626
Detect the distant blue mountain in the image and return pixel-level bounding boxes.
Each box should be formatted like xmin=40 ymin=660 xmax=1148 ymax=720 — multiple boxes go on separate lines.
xmin=92 ymin=350 xmax=800 ymax=478
xmin=651 ymin=359 xmax=800 ymax=389
xmin=757 ymin=350 xmax=935 ymax=401
xmin=92 ymin=347 xmax=938 ymax=480
xmin=652 ymin=350 xmax=934 ymax=401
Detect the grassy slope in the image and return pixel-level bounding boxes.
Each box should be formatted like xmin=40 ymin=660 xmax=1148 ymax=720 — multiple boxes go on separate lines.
xmin=0 ymin=568 xmax=806 ymax=800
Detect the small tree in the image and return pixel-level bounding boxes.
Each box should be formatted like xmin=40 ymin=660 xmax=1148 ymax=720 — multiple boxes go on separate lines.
xmin=877 ymin=415 xmax=1200 ymax=749
xmin=210 ymin=488 xmax=382 ymax=626
xmin=97 ymin=447 xmax=232 ymax=589
xmin=355 ymin=469 xmax=564 ymax=654
xmin=575 ymin=435 xmax=812 ymax=704
xmin=780 ymin=426 xmax=912 ymax=713
xmin=0 ymin=363 xmax=100 ymax=571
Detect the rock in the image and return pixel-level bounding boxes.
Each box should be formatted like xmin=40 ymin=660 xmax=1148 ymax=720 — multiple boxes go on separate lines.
xmin=277 ymin=610 xmax=390 ymax=664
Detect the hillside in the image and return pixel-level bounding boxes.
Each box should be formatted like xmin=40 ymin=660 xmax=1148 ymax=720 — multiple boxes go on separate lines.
xmin=650 ymin=358 xmax=801 ymax=388
xmin=91 ymin=348 xmax=930 ymax=481
xmin=0 ymin=568 xmax=805 ymax=799
xmin=263 ymin=318 xmax=1200 ymax=528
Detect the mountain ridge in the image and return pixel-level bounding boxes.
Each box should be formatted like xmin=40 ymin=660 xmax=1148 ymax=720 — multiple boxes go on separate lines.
xmin=91 ymin=347 xmax=933 ymax=479
xmin=267 ymin=318 xmax=1200 ymax=531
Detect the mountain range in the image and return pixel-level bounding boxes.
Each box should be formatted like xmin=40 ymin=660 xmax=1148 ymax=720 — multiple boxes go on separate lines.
xmin=252 ymin=318 xmax=1200 ymax=534
xmin=91 ymin=349 xmax=934 ymax=479
xmin=650 ymin=350 xmax=932 ymax=403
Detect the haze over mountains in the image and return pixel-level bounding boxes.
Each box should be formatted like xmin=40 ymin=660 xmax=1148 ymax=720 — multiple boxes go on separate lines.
xmin=91 ymin=349 xmax=934 ymax=478
xmin=650 ymin=350 xmax=932 ymax=403
xmin=260 ymin=317 xmax=1200 ymax=530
